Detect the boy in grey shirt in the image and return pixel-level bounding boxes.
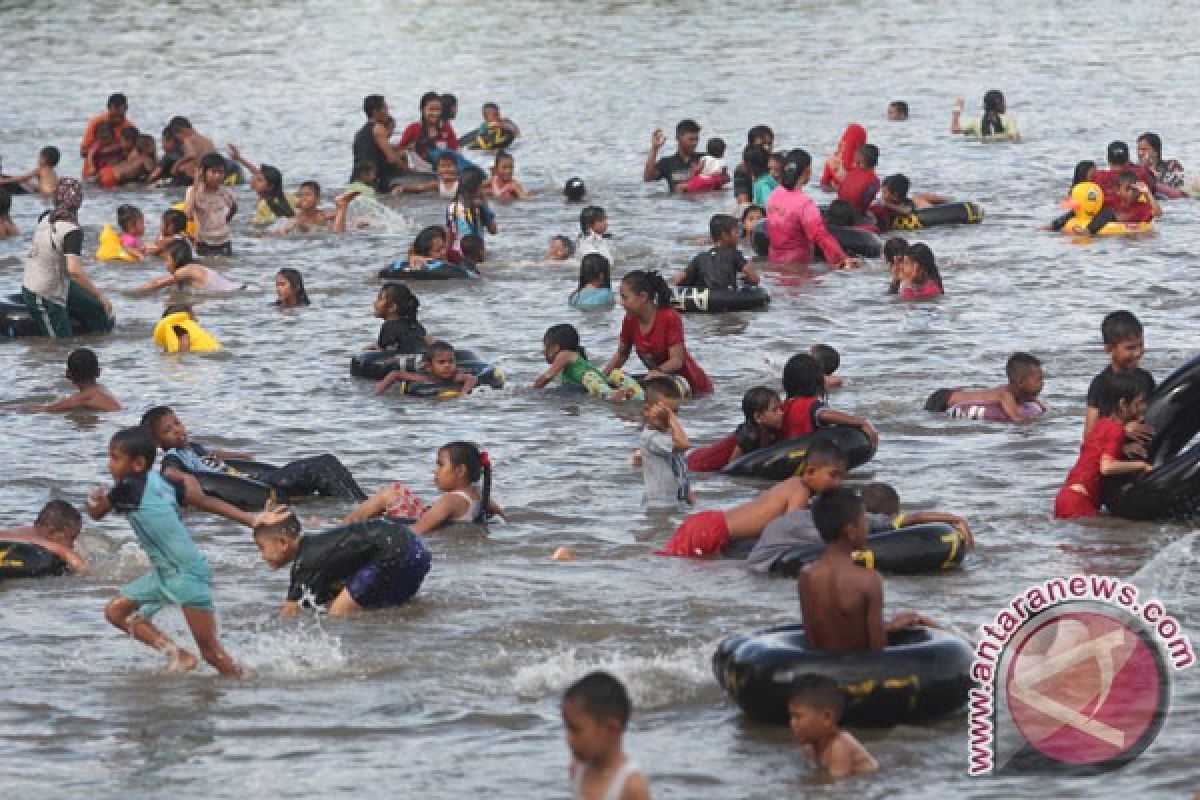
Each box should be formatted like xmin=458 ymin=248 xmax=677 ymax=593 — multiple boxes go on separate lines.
xmin=638 ymin=377 xmax=693 ymax=509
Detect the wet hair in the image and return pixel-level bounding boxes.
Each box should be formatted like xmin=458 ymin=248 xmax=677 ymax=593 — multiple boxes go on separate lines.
xmin=253 ymin=513 xmax=303 ymax=540
xmin=883 ymin=173 xmax=910 ymax=200
xmin=439 ymin=441 xmax=492 ymax=524
xmin=259 ymin=164 xmax=293 ymax=217
xmin=139 ymin=405 xmax=176 ymax=433
xmin=1138 ymin=132 xmax=1163 ymax=163
xmin=36 ymin=499 xmax=82 ymax=533
xmin=780 ymin=148 xmax=812 ymax=190
xmin=165 ymin=238 xmax=194 ymax=268
xmin=824 ymin=199 xmax=856 ymax=227
xmin=804 ymin=438 xmax=848 ymax=471
xmin=1117 ymin=170 xmax=1139 ymax=189
xmin=0 ymin=188 xmax=10 ymax=216
xmin=906 ymin=243 xmax=944 ymax=291
xmin=276 ymin=268 xmax=310 ymax=306
xmin=418 ymin=91 xmax=441 ymax=112
xmin=116 ymin=204 xmax=143 ymax=233
xmin=299 ymin=179 xmax=321 ymax=198
xmin=1101 ymin=310 xmax=1143 ymax=345
xmin=888 ymin=100 xmax=909 ymax=118
xmin=706 ymin=137 xmax=726 ymax=158
xmin=563 ymin=671 xmax=632 ymax=729
xmin=161 ymin=208 xmax=188 ymax=236
xmin=350 ymin=161 xmax=376 ymax=182
xmin=160 ymin=126 xmax=177 ymax=146
xmin=709 ymin=213 xmax=738 ymax=240
xmin=675 ymin=119 xmax=700 ymax=137
xmin=458 ymin=167 xmax=487 ymax=199
xmin=643 ymin=375 xmax=683 ymax=403
xmin=551 ymin=234 xmax=575 ymax=258
xmin=167 ymin=116 xmax=193 ymax=134
xmin=563 ymin=177 xmax=586 ymax=202
xmin=782 ymin=353 xmax=826 ymax=399
xmin=426 ymin=340 xmax=456 ymax=361
xmin=110 ymin=426 xmax=157 ymax=468
xmin=66 ymin=347 xmax=100 ymax=381
xmin=981 ymin=90 xmax=1007 ymax=136
xmin=199 ymin=152 xmax=226 ymax=174
xmin=744 ymin=145 xmax=769 ymax=179
xmin=741 ymin=204 xmax=765 ymax=225
xmin=460 ymin=234 xmax=485 ymax=264
xmin=107 ymin=93 xmax=128 ymax=110
xmin=119 ymin=126 xmax=140 ymax=144
xmin=810 ymin=344 xmax=841 ymax=376
xmin=735 ymin=386 xmax=782 ymax=454
xmin=544 ymin=323 xmax=586 ymax=359
xmin=580 ymin=205 xmax=607 ymax=235
xmin=812 ymin=487 xmax=864 ymax=544
xmin=363 ymin=94 xmax=386 ymax=116
xmin=40 ymin=146 xmax=61 ymax=167
xmin=858 ymin=143 xmax=879 ymax=169
xmin=136 ymin=134 xmax=156 ymax=157
xmin=788 ymin=674 xmax=845 ymax=721
xmin=379 ymin=282 xmax=419 ymax=321
xmin=860 ymin=482 xmax=900 ymax=517
xmin=1072 ymin=160 xmax=1096 ymax=188
xmin=412 ymin=225 xmax=447 ymax=257
xmin=620 ymin=269 xmax=673 ymax=309
xmin=1005 ymin=352 xmax=1042 ymax=382
xmin=575 ymin=253 xmax=612 ymax=295
xmin=162 ymin=303 xmax=194 ymax=318
xmin=439 ymin=93 xmax=458 ymax=118
xmin=435 ymin=152 xmax=458 ymax=170
xmin=482 ymin=101 xmax=499 ymax=114
xmin=492 ymin=150 xmax=514 ymax=170
xmin=747 ymin=124 xmax=774 ymax=146
xmin=1095 ymin=372 xmax=1148 ymax=417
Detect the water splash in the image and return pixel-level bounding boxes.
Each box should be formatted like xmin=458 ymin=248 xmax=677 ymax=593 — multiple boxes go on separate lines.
xmin=229 ymin=619 xmax=349 ymax=677
xmin=512 ymin=644 xmax=713 ymax=708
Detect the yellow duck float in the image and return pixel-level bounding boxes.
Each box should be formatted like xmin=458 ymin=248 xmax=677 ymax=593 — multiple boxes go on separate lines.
xmin=1060 ymin=181 xmax=1153 ymax=236
xmin=153 ymin=311 xmax=221 ymax=353
xmin=94 ymin=224 xmax=139 ymax=261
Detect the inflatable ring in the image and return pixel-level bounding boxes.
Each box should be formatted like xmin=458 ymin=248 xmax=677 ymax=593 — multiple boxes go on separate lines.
xmin=670 ymin=286 xmax=769 ymax=313
xmin=946 ymin=402 xmax=1044 ymax=422
xmin=95 ymin=224 xmax=139 ymax=262
xmin=0 ymin=541 xmax=69 ymax=580
xmin=186 ymin=458 xmax=279 ymax=512
xmin=1103 ymin=354 xmax=1200 ymax=520
xmin=722 ymin=427 xmax=875 ymax=480
xmin=378 ymin=260 xmax=480 ymax=281
xmin=153 ymin=312 xmax=221 ymax=353
xmin=350 ymin=349 xmax=502 ymax=384
xmin=460 ymin=128 xmax=517 ymax=151
xmin=767 ymin=522 xmax=966 ymax=577
xmin=170 ymin=202 xmax=199 ymax=241
xmin=889 ymin=202 xmax=984 ymax=231
xmin=1058 ymin=182 xmax=1154 ymax=237
xmin=751 ymin=220 xmax=883 ymax=260
xmin=713 ymin=624 xmax=974 ymax=726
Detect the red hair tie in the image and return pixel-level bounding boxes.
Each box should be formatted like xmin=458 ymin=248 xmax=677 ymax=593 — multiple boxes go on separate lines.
xmin=479 ymin=451 xmax=492 ymax=469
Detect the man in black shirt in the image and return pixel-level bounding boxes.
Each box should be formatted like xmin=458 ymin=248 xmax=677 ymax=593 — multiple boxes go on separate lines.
xmin=643 ymin=118 xmax=703 ymax=193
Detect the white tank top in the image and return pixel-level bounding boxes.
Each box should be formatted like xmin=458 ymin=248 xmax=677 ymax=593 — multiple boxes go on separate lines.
xmin=570 ymin=760 xmax=641 ymax=800
xmin=199 ymin=265 xmax=244 ymax=293
xmin=450 ymin=489 xmax=481 ymax=522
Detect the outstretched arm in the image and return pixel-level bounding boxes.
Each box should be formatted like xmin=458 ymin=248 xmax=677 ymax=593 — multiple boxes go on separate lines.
xmin=532 ymin=351 xmax=572 ymax=389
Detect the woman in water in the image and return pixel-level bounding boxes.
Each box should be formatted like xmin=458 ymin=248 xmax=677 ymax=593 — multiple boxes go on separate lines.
xmin=1136 ymin=132 xmax=1185 ymax=194
xmin=764 ymin=149 xmax=857 ymax=268
xmin=951 ymin=90 xmax=1020 ymax=142
xmin=820 ymin=123 xmax=867 ymax=192
xmin=273 ymin=268 xmax=310 ymax=308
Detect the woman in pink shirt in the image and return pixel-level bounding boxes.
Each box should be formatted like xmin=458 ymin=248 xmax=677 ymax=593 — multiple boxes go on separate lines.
xmin=765 ymin=149 xmax=857 ymax=268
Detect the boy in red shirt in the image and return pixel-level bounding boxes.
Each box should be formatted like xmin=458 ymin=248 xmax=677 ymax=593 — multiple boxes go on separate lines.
xmin=1112 ymin=171 xmax=1160 ymax=223
xmin=837 ymin=144 xmax=880 ymax=219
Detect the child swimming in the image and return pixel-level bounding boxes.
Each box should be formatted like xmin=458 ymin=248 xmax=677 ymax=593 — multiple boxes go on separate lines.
xmin=780 ymin=353 xmax=878 ymax=446
xmin=0 ymin=499 xmax=87 ymax=573
xmin=568 ymin=254 xmax=615 ymax=310
xmin=273 ymin=268 xmax=310 ymax=308
xmin=486 ymin=151 xmax=531 ymax=200
xmin=20 ymin=347 xmax=121 ymax=413
xmin=576 ymin=205 xmax=614 ymax=265
xmin=924 ymin=352 xmax=1045 ymax=422
xmin=561 ymin=672 xmax=651 ymax=800
xmin=115 ymin=204 xmax=147 ymax=259
xmin=548 ymin=235 xmax=575 ymax=262
xmin=136 ymin=239 xmax=244 ymax=294
xmin=895 ymin=242 xmax=944 ymax=299
xmin=374 ymin=341 xmax=478 ymax=396
xmin=183 ymin=152 xmax=238 ymax=256
xmin=532 ymin=323 xmax=642 ymax=402
xmin=788 ymin=675 xmax=879 ymax=779
xmin=0 ymin=145 xmax=59 ymax=195
xmin=446 ymin=168 xmax=497 ymax=257
xmin=370 ymin=283 xmax=435 ymax=352
xmin=273 ymin=181 xmax=354 ymax=234
xmin=685 ymin=386 xmax=783 ymax=474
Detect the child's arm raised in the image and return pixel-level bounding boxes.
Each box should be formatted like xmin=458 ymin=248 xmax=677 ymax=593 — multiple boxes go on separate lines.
xmin=663 ymin=406 xmax=690 ymax=451
xmin=815 ymin=407 xmax=879 ymax=448
xmin=226 ymin=144 xmax=260 ymax=179
xmin=331 ymin=190 xmax=360 ymax=234
xmin=532 ymin=352 xmax=573 ymax=389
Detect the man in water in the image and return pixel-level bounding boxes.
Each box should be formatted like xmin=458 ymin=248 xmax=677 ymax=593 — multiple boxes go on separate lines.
xmin=643 ymin=118 xmax=704 ymax=193
xmin=80 ymin=93 xmax=136 ymax=177
xmin=352 ymin=94 xmax=406 ymax=193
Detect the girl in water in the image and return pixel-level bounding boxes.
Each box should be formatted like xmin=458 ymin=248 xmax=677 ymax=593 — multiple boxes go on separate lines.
xmin=369 ymin=282 xmax=435 ymax=352
xmin=143 ymin=208 xmax=191 ymax=257
xmin=780 ymin=353 xmax=878 ymax=446
xmin=116 ymin=204 xmax=147 ymax=258
xmin=603 ymin=269 xmax=713 ymax=396
xmin=576 ymin=205 xmax=614 ymax=264
xmin=345 ymin=441 xmax=502 ymax=532
xmin=135 ymin=239 xmax=244 ymax=293
xmin=405 ymin=225 xmax=449 ymax=270
xmin=397 ymin=92 xmax=468 ymax=172
xmin=1136 ymin=132 xmax=1185 ymax=194
xmin=568 ymin=253 xmax=614 ymax=310
xmin=951 ymin=91 xmax=1020 ymax=142
xmin=896 ymin=242 xmax=944 ymax=299
xmin=740 ymin=204 xmax=765 ymax=246
xmin=227 ymin=144 xmax=295 ymax=226
xmin=446 ymin=169 xmax=496 ymax=257
xmin=532 ymin=323 xmax=643 ymax=402
xmin=687 ymin=386 xmax=784 ymax=473
xmin=486 ymin=151 xmax=530 ymax=200
xmin=274 ymin=268 xmax=310 ymax=308
xmin=820 ymin=123 xmax=867 ymax=192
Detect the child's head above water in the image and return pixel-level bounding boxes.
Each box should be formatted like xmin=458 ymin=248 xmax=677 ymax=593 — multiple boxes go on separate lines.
xmin=563 ymin=177 xmax=586 ymax=203
xmin=459 ymin=234 xmax=485 ymax=265
xmin=140 ymin=405 xmax=186 ymax=450
xmin=94 ymin=121 xmax=114 ymax=144
xmin=741 ymin=386 xmax=783 ymax=429
xmin=860 ymin=482 xmax=900 ymax=517
xmin=824 ymin=199 xmax=856 ymax=227
xmin=458 ymin=167 xmax=487 ymax=200
xmin=375 ymin=282 xmax=419 ymax=321
xmin=350 ymin=161 xmax=376 ymax=186
xmin=812 ymin=485 xmax=866 ymax=545
xmin=412 ymin=225 xmax=447 ymax=260
xmin=119 ymin=126 xmax=139 ymax=149
xmin=882 ymin=173 xmax=910 ymax=202
xmin=887 ymin=101 xmax=909 ymax=121
xmin=706 ymin=137 xmax=726 ymax=159
xmin=296 ymin=180 xmax=322 ymax=209
xmin=561 ymin=671 xmax=632 ymax=766
xmin=619 ymin=269 xmax=673 ymax=312
xmin=780 ymin=148 xmax=813 ymax=189
xmin=577 ymin=253 xmax=611 ymax=291
xmin=810 ymin=344 xmax=841 ymax=377
xmin=435 ymin=441 xmax=493 ymax=523
xmin=904 ymin=243 xmax=944 ymax=291
xmin=275 ymin=268 xmax=310 ymax=307
xmin=787 ymin=674 xmax=846 ymax=744
xmin=1096 ymin=372 xmax=1149 ymax=421
xmin=548 ymin=235 xmax=574 ymax=261
xmin=116 ymin=204 xmax=144 ymax=235
xmin=783 ymin=353 xmax=826 ymax=399
xmin=642 ymin=376 xmax=684 ymax=422
xmin=579 ymin=205 xmax=607 ymax=236
xmin=65 ymin=347 xmax=101 ymax=385
xmin=198 ymin=152 xmax=226 ymax=188
xmin=423 ymin=341 xmax=459 ymax=381
xmin=39 ymin=145 xmax=61 ymax=168
xmin=1005 ymin=352 xmax=1044 ymax=402
xmin=741 ymin=204 xmax=765 ymax=235
xmin=482 ymin=101 xmax=500 ymax=122
xmin=108 ymin=426 xmax=158 ymax=480
xmin=491 ymin=151 xmax=515 ymax=179
xmin=543 ymin=323 xmax=585 ymax=360
xmin=1072 ymin=160 xmax=1096 ymax=188
xmin=35 ymin=499 xmax=82 ymax=543
xmin=161 ymin=208 xmax=188 ymax=237
xmin=252 ymin=512 xmax=304 ymax=569
xmin=801 ymin=439 xmax=849 ymax=495
xmin=136 ymin=134 xmax=156 ymax=160
xmin=164 ymin=238 xmax=194 ymax=271
xmin=435 ymin=153 xmax=459 ymax=182
xmin=855 ymin=143 xmax=879 ymax=170
xmin=708 ymin=213 xmax=739 ymax=245
xmin=744 ymin=145 xmax=769 ymax=179
xmin=882 ymin=236 xmax=909 ymax=267
xmin=1101 ymin=310 xmax=1145 ymax=370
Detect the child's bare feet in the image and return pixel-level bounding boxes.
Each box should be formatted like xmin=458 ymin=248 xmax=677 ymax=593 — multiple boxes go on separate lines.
xmin=164 ymin=647 xmax=199 ymax=673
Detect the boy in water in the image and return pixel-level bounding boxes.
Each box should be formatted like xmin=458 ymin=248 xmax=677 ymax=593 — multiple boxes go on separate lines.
xmin=183 ymin=152 xmax=238 ymax=256
xmin=870 ymin=174 xmax=950 ymax=230
xmin=837 ymin=143 xmax=880 ymax=219
xmin=253 ymin=514 xmax=431 ymax=617
xmin=788 ymin=675 xmax=878 ymax=778
xmin=1112 ymin=171 xmax=1161 ymax=223
xmin=0 ymin=499 xmax=88 ymax=573
xmin=639 ymin=376 xmax=692 ymax=509
xmin=374 ymin=341 xmax=478 ymax=396
xmin=658 ymin=438 xmax=848 ymax=558
xmin=141 ymin=406 xmax=368 ymax=503
xmin=887 ymin=101 xmax=909 ymax=121
xmin=1084 ymin=310 xmax=1155 ymax=441
xmin=168 ymin=116 xmax=217 ymax=181
xmin=22 ymin=347 xmax=121 ymax=413
xmin=923 ymin=352 xmax=1045 ymax=422
xmin=674 ymin=214 xmax=758 ymax=290
xmin=799 ymin=488 xmax=933 ymax=652
xmin=86 ymin=427 xmax=281 ymax=676
xmin=0 ymin=146 xmax=60 ymax=195
xmin=561 ymin=671 xmax=651 ymax=800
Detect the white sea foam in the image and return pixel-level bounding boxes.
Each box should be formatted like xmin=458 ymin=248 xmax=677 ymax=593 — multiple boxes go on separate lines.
xmin=512 ymin=644 xmax=713 ymax=708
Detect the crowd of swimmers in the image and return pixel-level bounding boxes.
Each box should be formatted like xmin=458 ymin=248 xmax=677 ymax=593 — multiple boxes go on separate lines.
xmin=0 ymin=86 xmax=1190 ymax=793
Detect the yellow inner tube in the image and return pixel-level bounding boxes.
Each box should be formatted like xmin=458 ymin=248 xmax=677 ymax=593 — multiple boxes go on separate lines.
xmin=95 ymin=224 xmax=139 ymax=262
xmin=153 ymin=312 xmax=221 ymax=353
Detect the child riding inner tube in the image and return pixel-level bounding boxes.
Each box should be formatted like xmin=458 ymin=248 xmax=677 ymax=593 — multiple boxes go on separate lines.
xmin=712 ymin=624 xmax=974 ymax=726
xmin=0 ymin=541 xmax=69 ymax=580
xmin=1102 ymin=354 xmax=1200 ymax=520
xmin=722 ymin=427 xmax=875 ymax=480
xmin=350 ymin=349 xmax=506 ymax=394
xmin=766 ymin=522 xmax=967 ymax=577
xmin=1057 ymin=182 xmax=1153 ymax=236
xmin=751 ymin=220 xmax=882 ymax=260
xmin=889 ymin=202 xmax=984 ymax=231
xmin=670 ymin=286 xmax=770 ymax=313
xmin=152 ymin=312 xmax=221 ymax=353
xmin=378 ymin=260 xmax=480 ymax=281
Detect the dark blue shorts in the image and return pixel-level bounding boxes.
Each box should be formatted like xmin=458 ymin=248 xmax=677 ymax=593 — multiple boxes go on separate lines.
xmin=344 ymin=537 xmax=431 ymax=609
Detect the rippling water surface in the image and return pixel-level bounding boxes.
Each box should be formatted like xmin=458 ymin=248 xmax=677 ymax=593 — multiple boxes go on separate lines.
xmin=2 ymin=2 xmax=1198 ymax=798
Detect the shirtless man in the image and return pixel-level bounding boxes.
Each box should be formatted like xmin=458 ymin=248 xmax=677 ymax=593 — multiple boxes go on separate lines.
xmin=925 ymin=352 xmax=1045 ymax=423
xmin=20 ymin=347 xmax=120 ymax=413
xmin=168 ymin=116 xmax=217 ymax=181
xmin=0 ymin=500 xmax=88 ymax=573
xmin=798 ymin=488 xmax=932 ymax=652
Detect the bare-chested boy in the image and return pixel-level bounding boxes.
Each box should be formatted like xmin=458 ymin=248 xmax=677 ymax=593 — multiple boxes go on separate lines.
xmin=169 ymin=117 xmax=217 ymax=181
xmin=0 ymin=146 xmax=60 ymax=196
xmin=21 ymin=347 xmax=120 ymax=413
xmin=924 ymin=352 xmax=1045 ymax=423
xmin=0 ymin=499 xmax=88 ymax=573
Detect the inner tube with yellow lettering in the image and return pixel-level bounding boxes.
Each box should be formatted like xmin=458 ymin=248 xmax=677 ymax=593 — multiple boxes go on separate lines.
xmin=0 ymin=541 xmax=69 ymax=580
xmin=671 ymin=286 xmax=769 ymax=313
xmin=722 ymin=427 xmax=875 ymax=480
xmin=350 ymin=349 xmax=506 ymax=396
xmin=153 ymin=312 xmax=221 ymax=353
xmin=767 ymin=522 xmax=966 ymax=577
xmin=712 ymin=624 xmax=974 ymax=726
xmin=888 ymin=201 xmax=984 ymax=231
xmin=460 ymin=127 xmax=517 ymax=151
xmin=1102 ymin=354 xmax=1200 ymax=520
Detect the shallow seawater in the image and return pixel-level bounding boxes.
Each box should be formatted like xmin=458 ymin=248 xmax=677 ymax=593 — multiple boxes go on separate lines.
xmin=1 ymin=1 xmax=1199 ymax=798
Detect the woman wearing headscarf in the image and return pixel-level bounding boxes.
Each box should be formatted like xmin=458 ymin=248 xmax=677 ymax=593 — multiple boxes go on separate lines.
xmin=820 ymin=123 xmax=867 ymax=192
xmin=21 ymin=178 xmax=113 ymax=337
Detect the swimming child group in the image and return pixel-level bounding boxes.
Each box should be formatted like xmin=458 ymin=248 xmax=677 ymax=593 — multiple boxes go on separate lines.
xmin=2 ymin=80 xmax=1198 ymax=798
